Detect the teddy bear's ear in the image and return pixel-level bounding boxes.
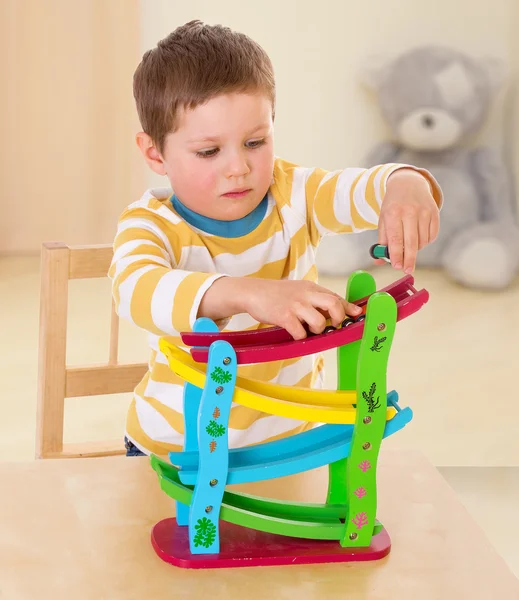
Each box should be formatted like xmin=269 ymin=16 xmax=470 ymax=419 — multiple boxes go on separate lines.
xmin=480 ymin=56 xmax=508 ymax=91
xmin=359 ymin=54 xmax=390 ymax=91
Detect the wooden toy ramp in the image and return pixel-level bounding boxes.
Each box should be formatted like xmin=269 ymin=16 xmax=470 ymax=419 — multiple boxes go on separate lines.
xmin=168 ymin=396 xmax=413 ymax=485
xmin=151 ymin=454 xmax=384 ymax=541
xmin=149 ymin=270 xmax=427 ymax=568
xmin=150 ymin=454 xmax=393 ymax=567
xmin=159 ymin=340 xmax=399 ymax=424
xmin=181 ymin=275 xmax=428 ymax=364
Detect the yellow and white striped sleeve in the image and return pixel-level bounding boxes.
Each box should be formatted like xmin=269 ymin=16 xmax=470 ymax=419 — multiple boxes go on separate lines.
xmin=307 ymin=163 xmax=443 ymax=242
xmin=272 ymin=158 xmax=442 ymax=245
xmin=108 ymin=207 xmax=226 ymax=341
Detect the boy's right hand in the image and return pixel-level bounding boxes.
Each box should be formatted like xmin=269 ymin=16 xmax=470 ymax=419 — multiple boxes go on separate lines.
xmin=241 ymin=278 xmax=362 ymax=340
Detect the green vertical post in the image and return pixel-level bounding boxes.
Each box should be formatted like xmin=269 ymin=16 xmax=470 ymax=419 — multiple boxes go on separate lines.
xmin=326 ymin=271 xmax=376 ymax=506
xmin=340 ymin=291 xmax=397 ymax=547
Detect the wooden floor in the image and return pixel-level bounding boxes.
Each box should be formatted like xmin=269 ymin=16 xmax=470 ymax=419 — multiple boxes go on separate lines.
xmin=1 ymin=255 xmax=518 ymax=577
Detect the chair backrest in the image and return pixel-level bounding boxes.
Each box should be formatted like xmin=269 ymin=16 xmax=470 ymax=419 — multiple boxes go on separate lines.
xmin=36 ymin=242 xmax=148 ymax=458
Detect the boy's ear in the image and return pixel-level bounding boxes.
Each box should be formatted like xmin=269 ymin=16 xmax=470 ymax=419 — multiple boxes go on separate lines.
xmin=136 ymin=132 xmax=167 ymax=176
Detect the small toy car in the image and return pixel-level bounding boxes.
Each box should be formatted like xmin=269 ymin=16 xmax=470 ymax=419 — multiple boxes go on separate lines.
xmin=322 ymin=304 xmax=366 ymax=334
xmin=318 ymin=244 xmax=389 ymax=335
xmin=369 ymin=243 xmax=391 ymax=262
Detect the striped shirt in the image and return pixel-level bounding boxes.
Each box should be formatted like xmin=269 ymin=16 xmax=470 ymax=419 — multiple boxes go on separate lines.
xmin=109 ymin=157 xmax=442 ymax=455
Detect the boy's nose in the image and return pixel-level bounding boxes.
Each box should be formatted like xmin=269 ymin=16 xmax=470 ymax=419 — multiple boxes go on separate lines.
xmin=225 ymin=153 xmax=251 ymax=178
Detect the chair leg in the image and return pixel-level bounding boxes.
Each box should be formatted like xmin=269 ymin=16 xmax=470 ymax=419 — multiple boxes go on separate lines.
xmin=36 ymin=243 xmax=69 ymax=458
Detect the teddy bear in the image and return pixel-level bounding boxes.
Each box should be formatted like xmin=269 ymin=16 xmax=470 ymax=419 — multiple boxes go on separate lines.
xmin=316 ymin=45 xmax=519 ymax=290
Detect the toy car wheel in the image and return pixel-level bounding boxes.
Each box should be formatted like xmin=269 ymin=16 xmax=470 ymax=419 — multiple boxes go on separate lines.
xmin=355 ymin=315 xmax=366 ymax=323
xmin=341 ymin=318 xmax=354 ymax=328
xmin=323 ymin=326 xmax=336 ymax=334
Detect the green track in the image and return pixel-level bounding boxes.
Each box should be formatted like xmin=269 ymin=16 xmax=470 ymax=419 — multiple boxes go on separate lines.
xmin=151 ymin=455 xmax=383 ymax=540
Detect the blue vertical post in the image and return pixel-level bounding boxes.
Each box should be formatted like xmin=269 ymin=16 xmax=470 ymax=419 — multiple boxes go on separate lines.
xmin=189 ymin=340 xmax=236 ymax=554
xmin=176 ymin=317 xmax=219 ymax=527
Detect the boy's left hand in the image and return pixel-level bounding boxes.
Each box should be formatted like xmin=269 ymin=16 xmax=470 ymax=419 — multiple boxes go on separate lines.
xmin=376 ymin=168 xmax=440 ymax=273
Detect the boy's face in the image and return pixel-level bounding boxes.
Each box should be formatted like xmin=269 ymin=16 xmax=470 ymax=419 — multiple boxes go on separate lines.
xmin=139 ymin=92 xmax=275 ymax=221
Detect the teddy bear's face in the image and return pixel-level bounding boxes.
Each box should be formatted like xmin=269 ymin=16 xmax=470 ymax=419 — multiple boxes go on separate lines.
xmin=397 ymin=107 xmax=463 ymax=151
xmin=370 ymin=48 xmax=496 ymax=152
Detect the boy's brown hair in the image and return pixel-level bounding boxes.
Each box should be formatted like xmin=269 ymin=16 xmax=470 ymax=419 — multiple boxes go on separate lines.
xmin=133 ymin=20 xmax=276 ymax=154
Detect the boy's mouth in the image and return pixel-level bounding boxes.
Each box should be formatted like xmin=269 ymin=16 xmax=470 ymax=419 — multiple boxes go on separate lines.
xmin=222 ymin=188 xmax=251 ymax=199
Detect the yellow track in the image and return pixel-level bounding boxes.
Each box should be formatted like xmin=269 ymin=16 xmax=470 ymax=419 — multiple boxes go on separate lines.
xmin=160 ymin=340 xmax=396 ymax=425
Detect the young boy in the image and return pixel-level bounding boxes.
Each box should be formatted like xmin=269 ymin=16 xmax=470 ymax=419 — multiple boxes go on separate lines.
xmin=110 ymin=20 xmax=442 ymax=457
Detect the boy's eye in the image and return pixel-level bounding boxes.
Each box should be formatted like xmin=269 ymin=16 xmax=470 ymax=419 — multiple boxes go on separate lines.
xmin=195 ymin=139 xmax=265 ymax=158
xmin=246 ymin=138 xmax=266 ymax=149
xmin=196 ymin=148 xmax=219 ymax=158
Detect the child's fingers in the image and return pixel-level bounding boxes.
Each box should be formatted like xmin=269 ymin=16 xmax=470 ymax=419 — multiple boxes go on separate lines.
xmin=342 ymin=299 xmax=363 ymax=318
xmin=377 ymin=219 xmax=387 ymax=246
xmin=311 ymin=294 xmax=358 ymax=328
xmin=317 ymin=295 xmax=345 ymax=327
xmin=283 ymin=315 xmax=308 ymax=340
xmin=326 ymin=293 xmax=363 ymax=320
xmin=297 ymin=304 xmax=329 ymax=335
xmin=402 ymin=215 xmax=419 ymax=273
xmin=384 ymin=218 xmax=404 ymax=269
xmin=418 ymin=214 xmax=431 ymax=250
xmin=429 ymin=211 xmax=440 ymax=243
xmin=376 ymin=220 xmax=388 ymax=265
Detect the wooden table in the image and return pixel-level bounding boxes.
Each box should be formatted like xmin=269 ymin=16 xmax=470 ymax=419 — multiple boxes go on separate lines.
xmin=0 ymin=450 xmax=517 ymax=600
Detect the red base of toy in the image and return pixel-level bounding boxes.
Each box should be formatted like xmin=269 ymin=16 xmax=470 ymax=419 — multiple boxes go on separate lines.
xmin=151 ymin=518 xmax=391 ymax=569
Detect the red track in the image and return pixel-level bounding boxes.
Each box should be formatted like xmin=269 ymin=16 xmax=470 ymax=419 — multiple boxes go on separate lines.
xmin=181 ymin=275 xmax=428 ymax=365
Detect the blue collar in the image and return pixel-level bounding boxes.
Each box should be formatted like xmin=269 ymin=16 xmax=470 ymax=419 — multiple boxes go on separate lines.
xmin=171 ymin=193 xmax=268 ymax=238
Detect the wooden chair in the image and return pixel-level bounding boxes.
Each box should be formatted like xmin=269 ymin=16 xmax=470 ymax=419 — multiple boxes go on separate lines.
xmin=36 ymin=242 xmax=148 ymax=459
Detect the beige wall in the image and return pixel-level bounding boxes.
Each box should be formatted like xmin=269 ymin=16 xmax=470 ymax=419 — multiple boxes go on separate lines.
xmin=140 ymin=0 xmax=518 ymax=212
xmin=0 ymin=0 xmax=143 ymax=254
xmin=2 ymin=1 xmax=517 ymax=255
xmin=510 ymin=0 xmax=519 ymax=209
